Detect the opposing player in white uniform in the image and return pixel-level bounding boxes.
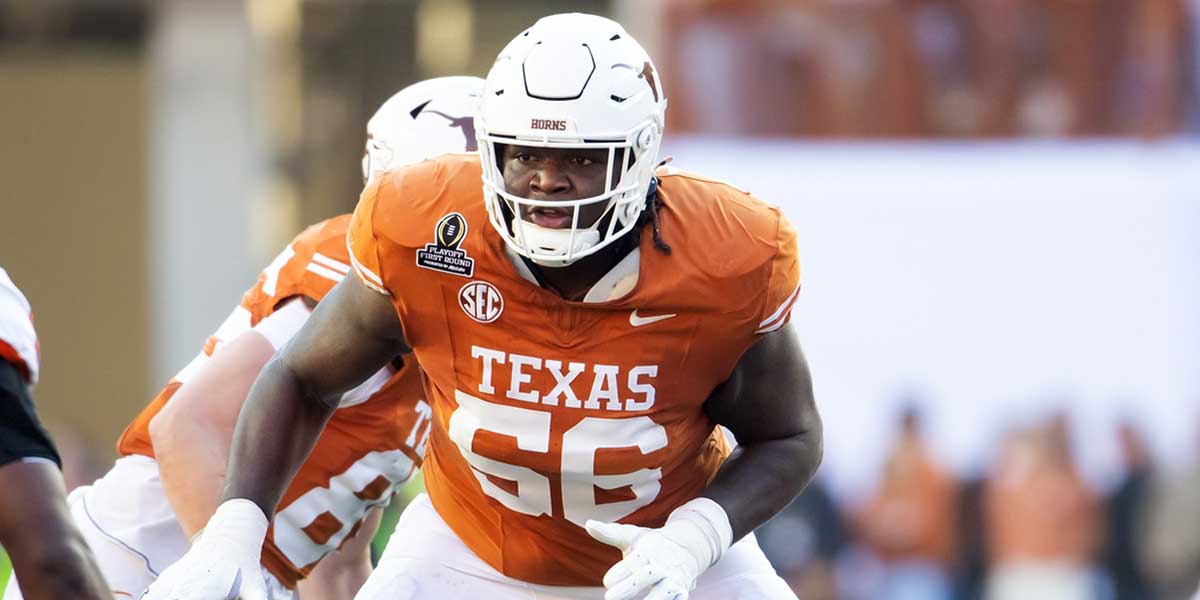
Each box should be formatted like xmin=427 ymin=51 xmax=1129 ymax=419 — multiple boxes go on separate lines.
xmin=0 ymin=268 xmax=111 ymax=600
xmin=2 ymin=77 xmax=482 ymax=600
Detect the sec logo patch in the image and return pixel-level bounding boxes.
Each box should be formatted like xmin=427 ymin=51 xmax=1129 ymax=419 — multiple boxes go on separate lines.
xmin=459 ymin=280 xmax=504 ymax=323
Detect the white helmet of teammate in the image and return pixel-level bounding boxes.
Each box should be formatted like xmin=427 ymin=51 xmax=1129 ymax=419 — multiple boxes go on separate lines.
xmin=476 ymin=13 xmax=668 ymax=267
xmin=362 ymin=76 xmax=485 ymax=182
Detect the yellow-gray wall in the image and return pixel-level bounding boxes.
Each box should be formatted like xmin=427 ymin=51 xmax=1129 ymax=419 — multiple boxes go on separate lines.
xmin=0 ymin=55 xmax=149 ymax=463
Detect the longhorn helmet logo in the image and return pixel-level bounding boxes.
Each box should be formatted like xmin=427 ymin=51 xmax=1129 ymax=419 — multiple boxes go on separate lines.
xmin=640 ymin=62 xmax=660 ymax=102
xmin=410 ymin=99 xmax=478 ymax=151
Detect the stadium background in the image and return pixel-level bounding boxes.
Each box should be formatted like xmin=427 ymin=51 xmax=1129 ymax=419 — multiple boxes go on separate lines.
xmin=0 ymin=0 xmax=1197 ymax=598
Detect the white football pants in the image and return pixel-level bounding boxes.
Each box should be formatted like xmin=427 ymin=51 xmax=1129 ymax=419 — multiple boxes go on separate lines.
xmin=355 ymin=493 xmax=797 ymax=600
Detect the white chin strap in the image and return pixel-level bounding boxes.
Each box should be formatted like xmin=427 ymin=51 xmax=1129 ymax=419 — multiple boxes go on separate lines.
xmin=511 ymin=216 xmax=601 ymax=267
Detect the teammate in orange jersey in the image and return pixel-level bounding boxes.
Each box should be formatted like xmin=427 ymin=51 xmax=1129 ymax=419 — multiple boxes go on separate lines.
xmin=0 ymin=268 xmax=111 ymax=600
xmin=148 ymin=13 xmax=821 ymax=600
xmin=2 ymin=77 xmax=482 ymax=600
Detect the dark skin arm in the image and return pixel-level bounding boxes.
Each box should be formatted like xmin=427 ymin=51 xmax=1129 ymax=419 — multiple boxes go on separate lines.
xmin=0 ymin=462 xmax=112 ymax=600
xmin=0 ymin=363 xmax=110 ymax=600
xmin=702 ymin=321 xmax=822 ymax=540
xmin=221 ymin=274 xmax=407 ymax=516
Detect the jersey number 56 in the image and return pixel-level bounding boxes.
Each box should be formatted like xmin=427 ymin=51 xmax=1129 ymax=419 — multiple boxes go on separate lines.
xmin=448 ymin=390 xmax=668 ymax=526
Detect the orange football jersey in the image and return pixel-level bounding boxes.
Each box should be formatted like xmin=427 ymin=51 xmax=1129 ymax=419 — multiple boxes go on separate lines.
xmin=117 ymin=216 xmax=433 ymax=588
xmin=348 ymin=154 xmax=801 ymax=585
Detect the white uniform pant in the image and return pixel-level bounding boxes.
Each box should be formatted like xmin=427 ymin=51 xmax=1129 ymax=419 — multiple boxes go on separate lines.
xmin=1 ymin=455 xmax=294 ymax=600
xmin=356 ymin=493 xmax=797 ymax=600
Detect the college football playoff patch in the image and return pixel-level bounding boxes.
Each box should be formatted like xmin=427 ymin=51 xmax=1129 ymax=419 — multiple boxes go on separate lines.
xmin=416 ymin=212 xmax=475 ymax=277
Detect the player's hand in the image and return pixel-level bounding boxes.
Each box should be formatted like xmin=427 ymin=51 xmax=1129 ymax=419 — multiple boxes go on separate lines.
xmin=585 ymin=520 xmax=696 ymax=600
xmin=585 ymin=498 xmax=733 ymax=600
xmin=141 ymin=499 xmax=270 ymax=600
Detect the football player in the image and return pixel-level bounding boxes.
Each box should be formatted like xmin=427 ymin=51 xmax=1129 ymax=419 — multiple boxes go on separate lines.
xmin=2 ymin=77 xmax=482 ymax=600
xmin=147 ymin=13 xmax=821 ymax=600
xmin=0 ymin=267 xmax=111 ymax=600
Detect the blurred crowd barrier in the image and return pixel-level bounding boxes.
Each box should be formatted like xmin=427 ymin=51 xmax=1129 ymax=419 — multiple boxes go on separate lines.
xmin=658 ymin=0 xmax=1198 ymax=138
xmin=659 ymin=138 xmax=1200 ymax=599
xmin=757 ymin=409 xmax=1200 ymax=600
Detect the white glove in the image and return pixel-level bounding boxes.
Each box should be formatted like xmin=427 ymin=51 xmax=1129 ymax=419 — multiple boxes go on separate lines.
xmin=142 ymin=499 xmax=270 ymax=600
xmin=585 ymin=498 xmax=733 ymax=600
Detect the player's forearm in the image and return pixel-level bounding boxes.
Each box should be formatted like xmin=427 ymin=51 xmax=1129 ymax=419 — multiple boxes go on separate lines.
xmin=298 ymin=506 xmax=379 ymax=599
xmin=701 ymin=426 xmax=823 ymax=540
xmin=0 ymin=463 xmax=111 ymax=600
xmin=297 ymin=560 xmax=372 ymax=600
xmin=151 ymin=421 xmax=229 ymax=538
xmin=10 ymin=534 xmax=110 ymax=600
xmin=221 ymin=357 xmax=337 ymax=518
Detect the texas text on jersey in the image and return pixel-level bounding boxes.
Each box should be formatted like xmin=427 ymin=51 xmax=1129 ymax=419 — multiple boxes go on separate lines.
xmin=348 ymin=154 xmax=801 ymax=585
xmin=117 ymin=217 xmax=433 ymax=588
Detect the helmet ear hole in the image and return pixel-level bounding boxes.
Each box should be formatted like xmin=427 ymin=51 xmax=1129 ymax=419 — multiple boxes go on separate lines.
xmin=636 ymin=126 xmax=655 ymax=150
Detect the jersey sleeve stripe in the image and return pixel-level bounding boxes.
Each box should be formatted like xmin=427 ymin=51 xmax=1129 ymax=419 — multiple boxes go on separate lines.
xmin=305 ymin=262 xmax=348 ymax=284
xmin=348 ymin=249 xmax=383 ymax=285
xmin=262 ymin=246 xmax=297 ymax=297
xmin=758 ymin=281 xmax=801 ymax=329
xmin=0 ymin=339 xmax=31 ymax=384
xmin=347 ymin=244 xmax=390 ymax=296
xmin=311 ymin=252 xmax=351 ymax=275
xmin=0 ymin=270 xmax=39 ymax=385
xmin=755 ymin=311 xmax=793 ymax=335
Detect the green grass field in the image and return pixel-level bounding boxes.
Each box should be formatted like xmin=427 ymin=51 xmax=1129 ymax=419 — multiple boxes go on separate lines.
xmin=0 ymin=549 xmax=10 ymax=592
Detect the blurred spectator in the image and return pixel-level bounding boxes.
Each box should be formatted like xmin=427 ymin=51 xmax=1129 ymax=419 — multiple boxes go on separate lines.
xmin=983 ymin=415 xmax=1102 ymax=600
xmin=954 ymin=475 xmax=991 ymax=600
xmin=1139 ymin=422 xmax=1200 ymax=600
xmin=757 ymin=477 xmax=847 ymax=600
xmin=1113 ymin=0 xmax=1193 ymax=137
xmin=1190 ymin=0 xmax=1200 ymax=132
xmin=854 ymin=406 xmax=958 ymax=600
xmin=1103 ymin=420 xmax=1155 ymax=600
xmin=661 ymin=0 xmax=928 ymax=137
xmin=659 ymin=0 xmax=1196 ymax=138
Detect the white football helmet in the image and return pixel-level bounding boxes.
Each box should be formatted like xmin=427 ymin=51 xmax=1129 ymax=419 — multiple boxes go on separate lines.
xmin=362 ymin=76 xmax=484 ymax=182
xmin=476 ymin=13 xmax=668 ymax=267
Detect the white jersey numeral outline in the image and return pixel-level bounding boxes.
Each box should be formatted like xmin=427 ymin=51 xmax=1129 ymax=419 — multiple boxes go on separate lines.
xmin=272 ymin=400 xmax=429 ymax=567
xmin=447 ymin=389 xmax=668 ymax=526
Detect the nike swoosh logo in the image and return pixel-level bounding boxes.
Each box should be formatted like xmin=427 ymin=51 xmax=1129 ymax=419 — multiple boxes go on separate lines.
xmin=629 ymin=310 xmax=677 ymax=327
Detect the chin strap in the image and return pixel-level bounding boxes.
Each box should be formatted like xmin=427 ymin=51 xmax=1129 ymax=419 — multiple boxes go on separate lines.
xmin=511 ymin=217 xmax=602 ymax=267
